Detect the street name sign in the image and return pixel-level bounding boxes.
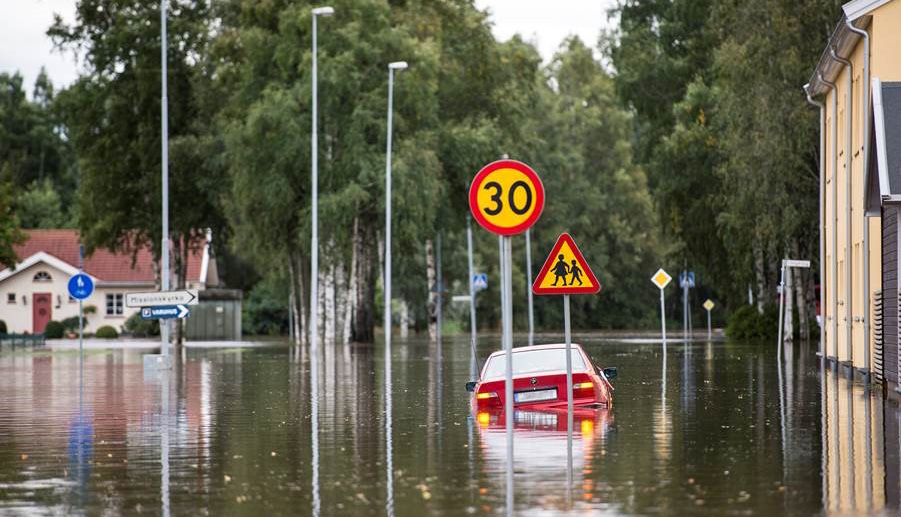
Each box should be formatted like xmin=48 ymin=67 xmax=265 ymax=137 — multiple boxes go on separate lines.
xmin=126 ymin=290 xmax=198 ymax=308
xmin=532 ymin=234 xmax=600 ymax=295
xmin=703 ymin=299 xmax=715 ymax=312
xmin=784 ymin=259 xmax=811 ymax=268
xmin=651 ymin=269 xmax=672 ymax=290
xmin=469 ymin=160 xmax=544 ymax=235
xmin=67 ymin=274 xmax=94 ymax=300
xmin=141 ymin=305 xmax=190 ymax=319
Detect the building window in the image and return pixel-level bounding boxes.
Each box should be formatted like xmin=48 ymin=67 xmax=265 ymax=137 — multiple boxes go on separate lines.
xmin=6 ymin=293 xmax=14 ymax=304
xmin=33 ymin=271 xmax=52 ymax=282
xmin=105 ymin=293 xmax=123 ymax=316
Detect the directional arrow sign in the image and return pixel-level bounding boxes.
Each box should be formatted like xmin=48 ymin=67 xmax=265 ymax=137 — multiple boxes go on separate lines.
xmin=126 ymin=290 xmax=198 ymax=308
xmin=141 ymin=305 xmax=190 ymax=320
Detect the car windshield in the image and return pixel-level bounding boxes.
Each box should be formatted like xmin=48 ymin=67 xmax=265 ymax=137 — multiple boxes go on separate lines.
xmin=482 ymin=348 xmax=587 ymax=379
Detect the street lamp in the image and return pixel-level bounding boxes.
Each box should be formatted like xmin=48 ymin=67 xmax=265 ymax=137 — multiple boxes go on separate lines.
xmin=310 ymin=5 xmax=334 ymax=353
xmin=384 ymin=61 xmax=408 ymax=355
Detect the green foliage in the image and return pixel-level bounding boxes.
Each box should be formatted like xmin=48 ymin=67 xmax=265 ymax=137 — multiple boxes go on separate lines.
xmin=95 ymin=325 xmax=119 ymax=339
xmin=16 ymin=179 xmax=68 ymax=228
xmin=725 ymin=305 xmax=779 ymax=342
xmin=123 ymin=312 xmax=160 ymax=337
xmin=0 ymin=181 xmax=25 ymax=268
xmin=242 ymin=280 xmax=289 ymax=336
xmin=44 ymin=320 xmax=64 ymax=339
xmin=61 ymin=316 xmax=80 ymax=332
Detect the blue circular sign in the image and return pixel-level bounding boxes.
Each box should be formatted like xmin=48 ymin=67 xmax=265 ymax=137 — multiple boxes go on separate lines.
xmin=68 ymin=274 xmax=94 ymax=300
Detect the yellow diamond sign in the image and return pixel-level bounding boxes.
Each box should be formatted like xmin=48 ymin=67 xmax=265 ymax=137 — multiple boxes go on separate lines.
xmin=703 ymin=299 xmax=715 ymax=311
xmin=651 ymin=268 xmax=672 ymax=289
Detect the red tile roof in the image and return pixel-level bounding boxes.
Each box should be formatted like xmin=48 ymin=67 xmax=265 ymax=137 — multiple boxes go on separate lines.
xmin=1 ymin=230 xmax=205 ymax=283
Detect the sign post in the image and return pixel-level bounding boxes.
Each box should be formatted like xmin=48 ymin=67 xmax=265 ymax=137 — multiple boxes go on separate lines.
xmin=532 ymin=233 xmax=600 ymax=502
xmin=777 ymin=259 xmax=811 ymax=347
xmin=526 ymin=229 xmax=534 ymax=346
xmin=703 ymin=299 xmax=715 ymax=340
xmin=68 ymin=250 xmax=94 ymax=356
xmin=470 ymin=159 xmax=544 ymax=510
xmin=652 ymin=269 xmax=673 ymax=346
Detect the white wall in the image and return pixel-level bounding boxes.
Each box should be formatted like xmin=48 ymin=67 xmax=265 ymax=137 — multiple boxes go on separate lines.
xmin=0 ymin=261 xmax=150 ymax=334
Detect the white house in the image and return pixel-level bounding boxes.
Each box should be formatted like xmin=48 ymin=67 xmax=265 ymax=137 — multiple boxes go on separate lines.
xmin=0 ymin=230 xmax=217 ymax=334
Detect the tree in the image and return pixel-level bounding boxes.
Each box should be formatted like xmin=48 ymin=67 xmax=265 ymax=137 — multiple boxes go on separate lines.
xmin=0 ymin=180 xmax=25 ymax=268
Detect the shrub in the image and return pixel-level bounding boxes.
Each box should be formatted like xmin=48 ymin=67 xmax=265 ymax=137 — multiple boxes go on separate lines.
xmin=95 ymin=325 xmax=119 ymax=339
xmin=44 ymin=320 xmax=65 ymax=339
xmin=61 ymin=316 xmax=81 ymax=332
xmin=725 ymin=304 xmax=779 ymax=341
xmin=123 ymin=312 xmax=160 ymax=337
xmin=243 ymin=282 xmax=289 ymax=336
xmin=0 ymin=320 xmax=6 ymax=334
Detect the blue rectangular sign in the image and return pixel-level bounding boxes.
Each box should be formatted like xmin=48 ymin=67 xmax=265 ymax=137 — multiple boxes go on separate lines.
xmin=141 ymin=305 xmax=189 ymax=320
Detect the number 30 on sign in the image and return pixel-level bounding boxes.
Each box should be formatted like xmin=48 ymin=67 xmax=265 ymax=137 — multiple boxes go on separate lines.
xmin=469 ymin=160 xmax=545 ymax=235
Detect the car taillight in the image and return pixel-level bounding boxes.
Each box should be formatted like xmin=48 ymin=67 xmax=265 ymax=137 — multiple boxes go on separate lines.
xmin=476 ymin=392 xmax=499 ymax=400
xmin=574 ymin=382 xmax=593 ymax=390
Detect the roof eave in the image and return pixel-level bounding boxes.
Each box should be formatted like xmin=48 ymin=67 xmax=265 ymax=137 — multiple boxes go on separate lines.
xmin=806 ymin=14 xmax=870 ymax=97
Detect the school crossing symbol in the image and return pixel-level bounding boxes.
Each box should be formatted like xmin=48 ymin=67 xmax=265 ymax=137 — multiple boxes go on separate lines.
xmin=532 ymin=233 xmax=600 ymax=295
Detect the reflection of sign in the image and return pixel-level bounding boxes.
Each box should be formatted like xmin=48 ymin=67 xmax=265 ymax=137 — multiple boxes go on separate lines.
xmin=679 ymin=272 xmax=695 ymax=288
xmin=784 ymin=259 xmax=811 ymax=268
xmin=67 ymin=274 xmax=94 ymax=300
xmin=532 ymin=234 xmax=600 ymax=295
xmin=703 ymin=299 xmax=715 ymax=311
xmin=469 ymin=160 xmax=544 ymax=235
xmin=651 ymin=269 xmax=672 ymax=289
xmin=141 ymin=305 xmax=190 ymax=319
xmin=126 ymin=290 xmax=198 ymax=308
xmin=472 ymin=274 xmax=488 ymax=291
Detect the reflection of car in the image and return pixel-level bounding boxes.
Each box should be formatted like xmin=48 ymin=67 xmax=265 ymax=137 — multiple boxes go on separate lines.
xmin=466 ymin=343 xmax=615 ymax=412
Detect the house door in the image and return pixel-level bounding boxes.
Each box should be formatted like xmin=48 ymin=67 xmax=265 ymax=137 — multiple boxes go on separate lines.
xmin=33 ymin=293 xmax=52 ymax=334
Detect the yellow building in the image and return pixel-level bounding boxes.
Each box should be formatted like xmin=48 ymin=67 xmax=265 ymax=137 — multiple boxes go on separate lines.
xmin=806 ymin=0 xmax=901 ymax=391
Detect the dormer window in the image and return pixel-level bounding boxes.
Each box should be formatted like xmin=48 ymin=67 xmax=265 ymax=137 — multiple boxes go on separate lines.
xmin=33 ymin=271 xmax=52 ymax=283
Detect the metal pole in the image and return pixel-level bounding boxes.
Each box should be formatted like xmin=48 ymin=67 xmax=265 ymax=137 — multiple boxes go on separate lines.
xmin=160 ymin=0 xmax=170 ymax=358
xmin=778 ymin=260 xmax=786 ymax=347
xmin=526 ymin=229 xmax=534 ymax=346
xmin=436 ymin=232 xmax=442 ymax=344
xmin=660 ymin=288 xmax=667 ymax=348
xmin=804 ymin=84 xmax=825 ymax=358
xmin=502 ymin=235 xmax=514 ymax=515
xmin=310 ymin=12 xmax=319 ymax=356
xmin=384 ymin=66 xmax=394 ymax=354
xmin=79 ymin=246 xmax=84 ymax=357
xmin=819 ymin=72 xmax=838 ymax=361
xmin=707 ymin=309 xmax=711 ymax=341
xmin=563 ymin=294 xmax=573 ymax=505
xmin=831 ymin=47 xmax=853 ymax=369
xmin=467 ymin=218 xmax=477 ymax=380
xmin=683 ymin=272 xmax=688 ymax=341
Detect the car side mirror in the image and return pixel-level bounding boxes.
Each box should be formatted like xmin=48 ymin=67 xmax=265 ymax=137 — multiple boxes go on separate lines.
xmin=602 ymin=367 xmax=617 ymax=380
xmin=465 ymin=381 xmax=477 ymax=392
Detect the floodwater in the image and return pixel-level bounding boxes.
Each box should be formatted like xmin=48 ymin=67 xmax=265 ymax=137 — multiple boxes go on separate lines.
xmin=0 ymin=335 xmax=896 ymax=516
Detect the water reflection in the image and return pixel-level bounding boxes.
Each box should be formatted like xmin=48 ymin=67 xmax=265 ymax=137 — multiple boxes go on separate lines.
xmin=5 ymin=336 xmax=901 ymax=515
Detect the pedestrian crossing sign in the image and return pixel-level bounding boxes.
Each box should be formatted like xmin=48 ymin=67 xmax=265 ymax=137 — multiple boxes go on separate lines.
xmin=532 ymin=234 xmax=600 ymax=295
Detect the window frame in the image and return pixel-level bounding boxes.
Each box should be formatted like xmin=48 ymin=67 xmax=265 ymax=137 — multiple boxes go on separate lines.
xmin=105 ymin=293 xmax=124 ymax=316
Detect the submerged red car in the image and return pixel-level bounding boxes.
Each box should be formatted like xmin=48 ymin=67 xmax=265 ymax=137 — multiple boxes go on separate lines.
xmin=466 ymin=343 xmax=616 ymax=412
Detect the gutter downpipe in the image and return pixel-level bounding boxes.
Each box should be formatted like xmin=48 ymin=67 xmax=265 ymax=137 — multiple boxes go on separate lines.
xmin=805 ymin=84 xmax=826 ymax=360
xmin=831 ymin=45 xmax=854 ymax=372
xmin=847 ymin=19 xmax=871 ymax=375
xmin=820 ymin=71 xmax=839 ymax=364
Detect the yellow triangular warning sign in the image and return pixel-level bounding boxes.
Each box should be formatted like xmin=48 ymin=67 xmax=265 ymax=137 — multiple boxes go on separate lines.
xmin=532 ymin=234 xmax=600 ymax=295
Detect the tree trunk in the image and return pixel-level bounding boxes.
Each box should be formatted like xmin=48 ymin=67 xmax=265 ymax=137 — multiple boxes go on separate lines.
xmin=342 ymin=219 xmax=359 ymax=345
xmin=325 ymin=257 xmax=337 ymax=345
xmin=783 ymin=256 xmax=794 ymax=343
xmin=425 ymin=238 xmax=438 ymax=342
xmin=399 ymin=300 xmax=410 ymax=338
xmin=351 ymin=218 xmax=377 ymax=343
xmin=288 ymin=254 xmax=303 ymax=345
xmin=754 ymin=238 xmax=766 ymax=314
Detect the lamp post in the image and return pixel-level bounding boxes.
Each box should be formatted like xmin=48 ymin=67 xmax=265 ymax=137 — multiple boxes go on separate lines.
xmin=310 ymin=6 xmax=334 ymax=356
xmin=160 ymin=0 xmax=170 ymax=360
xmin=384 ymin=61 xmax=408 ymax=355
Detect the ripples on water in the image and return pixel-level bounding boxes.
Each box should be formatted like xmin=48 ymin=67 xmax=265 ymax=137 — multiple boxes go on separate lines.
xmin=0 ymin=336 xmax=897 ymax=516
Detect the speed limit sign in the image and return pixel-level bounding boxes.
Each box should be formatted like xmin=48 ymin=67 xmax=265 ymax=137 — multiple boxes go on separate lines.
xmin=469 ymin=160 xmax=545 ymax=235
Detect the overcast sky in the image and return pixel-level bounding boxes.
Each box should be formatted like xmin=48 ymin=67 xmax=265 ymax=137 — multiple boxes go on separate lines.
xmin=0 ymin=0 xmax=616 ymax=92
